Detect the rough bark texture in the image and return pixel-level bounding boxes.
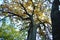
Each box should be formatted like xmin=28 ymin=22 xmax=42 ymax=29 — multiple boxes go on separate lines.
xmin=51 ymin=0 xmax=60 ymax=40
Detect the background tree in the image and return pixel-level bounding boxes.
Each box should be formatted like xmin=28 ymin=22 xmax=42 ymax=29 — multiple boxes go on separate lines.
xmin=51 ymin=0 xmax=60 ymax=40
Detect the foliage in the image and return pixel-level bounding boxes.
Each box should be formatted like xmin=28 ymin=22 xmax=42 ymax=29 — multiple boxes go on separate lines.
xmin=0 ymin=0 xmax=52 ymax=40
xmin=0 ymin=19 xmax=28 ymax=40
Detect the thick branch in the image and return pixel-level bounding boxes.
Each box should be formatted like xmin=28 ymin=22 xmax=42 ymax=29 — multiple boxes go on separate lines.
xmin=0 ymin=10 xmax=30 ymax=20
xmin=14 ymin=2 xmax=31 ymax=16
xmin=30 ymin=0 xmax=35 ymax=15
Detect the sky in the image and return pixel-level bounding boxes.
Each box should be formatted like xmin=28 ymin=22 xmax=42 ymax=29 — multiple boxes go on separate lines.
xmin=0 ymin=0 xmax=3 ymax=27
xmin=0 ymin=0 xmax=3 ymax=5
xmin=0 ymin=0 xmax=52 ymax=40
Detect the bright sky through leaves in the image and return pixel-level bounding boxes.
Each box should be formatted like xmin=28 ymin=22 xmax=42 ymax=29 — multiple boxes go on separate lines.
xmin=0 ymin=0 xmax=3 ymax=5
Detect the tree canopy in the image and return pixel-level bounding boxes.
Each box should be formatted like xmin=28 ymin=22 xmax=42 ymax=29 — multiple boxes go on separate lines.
xmin=0 ymin=0 xmax=52 ymax=40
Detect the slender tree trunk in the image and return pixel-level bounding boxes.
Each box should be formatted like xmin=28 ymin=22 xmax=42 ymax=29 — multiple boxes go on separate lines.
xmin=51 ymin=0 xmax=60 ymax=40
xmin=27 ymin=16 xmax=37 ymax=40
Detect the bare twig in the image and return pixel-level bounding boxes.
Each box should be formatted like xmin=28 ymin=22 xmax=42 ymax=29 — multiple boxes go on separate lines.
xmin=0 ymin=16 xmax=8 ymax=21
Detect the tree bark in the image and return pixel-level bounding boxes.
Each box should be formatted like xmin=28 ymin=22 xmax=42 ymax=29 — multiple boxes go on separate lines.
xmin=27 ymin=16 xmax=37 ymax=40
xmin=51 ymin=0 xmax=60 ymax=40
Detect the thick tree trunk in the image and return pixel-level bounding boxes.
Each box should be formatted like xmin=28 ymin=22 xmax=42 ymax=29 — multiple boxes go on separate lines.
xmin=51 ymin=0 xmax=60 ymax=40
xmin=27 ymin=16 xmax=37 ymax=40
